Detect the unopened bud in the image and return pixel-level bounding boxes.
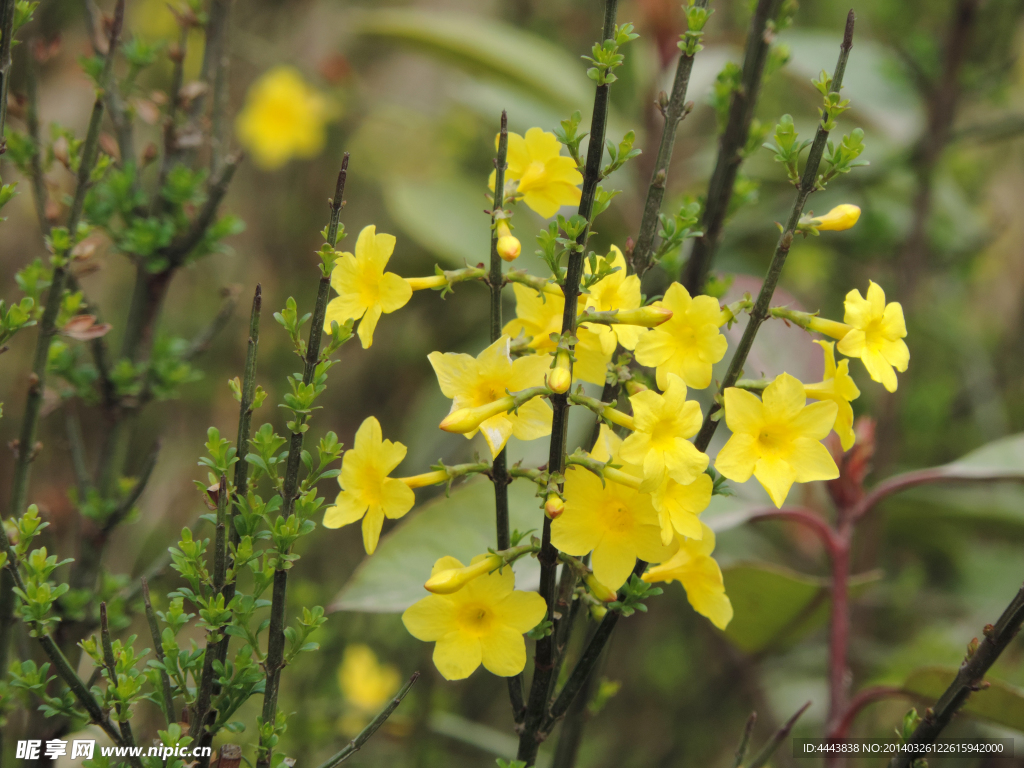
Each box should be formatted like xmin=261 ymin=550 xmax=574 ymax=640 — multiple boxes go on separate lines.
xmin=801 ymin=203 xmax=861 ymax=233
xmin=611 ymin=306 xmax=673 ymax=327
xmin=585 ymin=573 xmax=617 ymax=602
xmin=544 ymin=494 xmax=564 ymax=519
xmin=425 ymin=554 xmax=502 ymax=594
xmin=400 ymin=469 xmax=449 ymax=489
xmin=624 ymin=380 xmax=648 ymax=396
xmin=439 ymin=395 xmax=515 ymax=434
xmin=141 ymin=141 xmax=159 ymax=165
xmin=496 ymin=220 xmax=521 ymax=262
xmin=547 ymin=349 xmax=572 ymax=394
xmin=589 ymin=604 xmax=608 ymax=621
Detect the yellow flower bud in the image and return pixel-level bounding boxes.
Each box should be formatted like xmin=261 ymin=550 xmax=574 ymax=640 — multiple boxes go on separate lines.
xmin=584 ymin=573 xmax=617 ymax=602
xmin=439 ymin=395 xmax=516 ymax=434
xmin=547 ymin=350 xmax=572 ymax=394
xmin=424 ymin=554 xmax=503 ymax=594
xmin=811 ymin=204 xmax=861 ymax=232
xmin=609 ymin=306 xmax=673 ymax=327
xmin=406 ymin=275 xmax=448 ymax=291
xmin=400 ymin=469 xmax=449 ymax=489
xmin=496 ymin=220 xmax=521 ymax=262
xmin=624 ymin=380 xmax=648 ymax=396
xmin=544 ymin=494 xmax=564 ymax=519
xmin=589 ymin=604 xmax=608 ymax=621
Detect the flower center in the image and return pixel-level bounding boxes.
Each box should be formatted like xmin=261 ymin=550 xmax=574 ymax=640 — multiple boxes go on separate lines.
xmin=650 ymin=419 xmax=678 ymax=450
xmin=756 ymin=424 xmax=791 ymax=456
xmin=457 ymin=603 xmax=495 ymax=636
xmin=516 ymin=161 xmax=548 ymax=192
xmin=601 ymin=500 xmax=634 ymax=535
xmin=862 ymin=319 xmax=889 ymax=350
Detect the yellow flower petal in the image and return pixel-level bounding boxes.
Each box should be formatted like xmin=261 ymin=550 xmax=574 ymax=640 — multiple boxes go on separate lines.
xmin=480 ymin=625 xmax=528 ymax=677
xmin=402 ymin=594 xmax=457 ymax=641
xmin=432 ymin=631 xmax=482 ymax=680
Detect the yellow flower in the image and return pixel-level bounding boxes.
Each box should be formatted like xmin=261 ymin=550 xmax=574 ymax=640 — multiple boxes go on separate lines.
xmin=338 ymin=644 xmax=400 ymax=713
xmin=642 ymin=522 xmax=733 ymax=630
xmin=428 ymin=336 xmax=552 ymax=459
xmin=634 ymin=283 xmax=728 ymax=390
xmin=651 ymin=474 xmax=713 ymax=546
xmin=583 ymin=245 xmax=643 ymax=350
xmin=803 ymin=341 xmax=861 ymax=451
xmin=715 ymin=373 xmax=839 ymax=508
xmin=490 ymin=128 xmax=582 ymax=218
xmin=620 ymin=374 xmax=708 ymax=491
xmin=552 ymin=427 xmax=675 ymax=590
xmin=235 ymin=67 xmax=329 ymax=170
xmin=402 ymin=555 xmax=547 ymax=680
xmin=836 ymin=281 xmax=909 ymax=393
xmin=324 ymin=225 xmax=412 ymax=349
xmin=804 ymin=204 xmax=861 ymax=232
xmin=323 ymin=416 xmax=415 ymax=554
xmin=425 ymin=554 xmax=503 ymax=594
xmin=502 ymin=283 xmax=615 ymax=387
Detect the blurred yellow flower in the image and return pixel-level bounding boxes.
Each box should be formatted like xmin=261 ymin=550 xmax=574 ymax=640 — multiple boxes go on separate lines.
xmin=402 ymin=556 xmax=547 ymax=680
xmin=619 ymin=374 xmax=708 ymax=491
xmin=491 ymin=128 xmax=582 ymax=218
xmin=503 ymin=283 xmax=615 ymax=387
xmin=836 ymin=281 xmax=909 ymax=393
xmin=715 ymin=373 xmax=839 ymax=508
xmin=324 ymin=225 xmax=412 ymax=349
xmin=803 ymin=341 xmax=860 ymax=450
xmin=235 ymin=66 xmax=330 ymax=170
xmin=643 ymin=522 xmax=733 ymax=630
xmin=634 ymin=283 xmax=728 ymax=390
xmin=338 ymin=644 xmax=400 ymax=714
xmin=323 ymin=416 xmax=414 ymax=554
xmin=428 ymin=336 xmax=551 ymax=459
xmin=552 ymin=426 xmax=675 ymax=590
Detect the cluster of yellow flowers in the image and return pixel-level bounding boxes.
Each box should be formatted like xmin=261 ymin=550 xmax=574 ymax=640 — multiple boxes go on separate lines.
xmin=319 ymin=128 xmax=909 ymax=682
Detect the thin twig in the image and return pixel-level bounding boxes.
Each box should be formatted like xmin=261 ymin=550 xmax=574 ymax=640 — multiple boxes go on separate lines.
xmin=888 ymin=581 xmax=1024 ymax=768
xmin=163 ymin=152 xmax=241 ymax=267
xmin=629 ymin=0 xmax=708 ymax=277
xmin=181 ymin=286 xmax=242 ymax=361
xmin=682 ymin=0 xmax=782 ymax=292
xmin=733 ymin=712 xmax=758 ymax=768
xmin=830 ymin=686 xmax=907 ymax=740
xmin=313 ymin=672 xmax=420 ymax=768
xmin=258 ymin=159 xmax=349 ymax=768
xmin=693 ymin=11 xmax=855 ymax=453
xmin=747 ymin=701 xmax=811 ymax=768
xmin=142 ymin=578 xmax=176 ymax=727
xmin=519 ymin=3 xmax=619 ymax=763
xmin=101 ymin=440 xmax=160 ymax=534
xmin=0 ymin=0 xmax=15 ymax=147
xmin=100 ymin=603 xmax=142 ymax=764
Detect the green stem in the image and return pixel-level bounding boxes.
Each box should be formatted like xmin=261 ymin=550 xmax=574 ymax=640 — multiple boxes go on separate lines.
xmin=693 ymin=11 xmax=855 ymax=453
xmin=629 ymin=0 xmax=708 ymax=277
xmin=490 ymin=111 xmax=522 ymax=721
xmin=142 ymin=578 xmax=176 ymax=726
xmin=747 ymin=701 xmax=810 ymax=768
xmin=100 ymin=603 xmax=142 ymax=767
xmin=682 ymin=0 xmax=783 ymax=293
xmin=888 ymin=581 xmax=1024 ymax=768
xmin=258 ymin=159 xmax=349 ymax=768
xmin=0 ymin=526 xmax=124 ymax=747
xmin=518 ymin=4 xmax=618 ymax=764
xmin=200 ymin=285 xmax=261 ymax=759
xmin=313 ymin=672 xmax=420 ymax=768
xmin=0 ymin=0 xmax=13 ymax=146
xmin=1 ymin=0 xmax=124 ymax=697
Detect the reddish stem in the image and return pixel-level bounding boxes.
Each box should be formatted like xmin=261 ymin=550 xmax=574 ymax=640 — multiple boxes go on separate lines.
xmin=827 ymin=525 xmax=852 ymax=742
xmin=748 ymin=508 xmax=841 ymax=557
xmin=830 ymin=686 xmax=910 ymax=741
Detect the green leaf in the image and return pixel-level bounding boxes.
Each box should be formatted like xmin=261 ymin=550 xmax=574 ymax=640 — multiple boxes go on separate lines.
xmin=903 ymin=667 xmax=1024 ymax=732
xmin=356 ymin=9 xmax=592 ymax=111
xmin=722 ymin=562 xmax=881 ymax=654
xmin=329 ymin=480 xmax=542 ymax=613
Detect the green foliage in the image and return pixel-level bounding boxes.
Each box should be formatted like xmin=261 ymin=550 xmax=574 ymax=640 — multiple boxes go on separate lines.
xmin=601 ymin=130 xmax=641 ymax=178
xmin=0 ymin=297 xmax=35 ymax=346
xmin=653 ymin=200 xmax=702 ymax=263
xmin=763 ymin=115 xmax=811 ymax=186
xmin=817 ymin=128 xmax=869 ymax=189
xmin=609 ymin=574 xmax=661 ymax=617
xmin=679 ymin=0 xmax=713 ymax=56
xmin=582 ymin=23 xmax=639 ymax=86
xmin=554 ymin=110 xmax=587 ymax=169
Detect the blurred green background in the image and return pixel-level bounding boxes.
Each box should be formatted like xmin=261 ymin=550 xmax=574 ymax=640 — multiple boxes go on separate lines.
xmin=4 ymin=0 xmax=1024 ymax=765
